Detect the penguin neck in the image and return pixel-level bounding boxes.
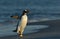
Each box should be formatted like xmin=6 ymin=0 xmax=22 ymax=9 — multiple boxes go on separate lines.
xmin=24 ymin=13 xmax=27 ymax=15
xmin=20 ymin=13 xmax=27 ymax=19
xmin=22 ymin=13 xmax=27 ymax=16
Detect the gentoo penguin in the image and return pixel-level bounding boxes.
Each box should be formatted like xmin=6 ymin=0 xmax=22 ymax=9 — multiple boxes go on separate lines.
xmin=11 ymin=9 xmax=29 ymax=37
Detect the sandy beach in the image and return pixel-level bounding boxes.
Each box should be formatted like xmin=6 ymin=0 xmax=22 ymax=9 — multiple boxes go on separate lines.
xmin=0 ymin=19 xmax=60 ymax=39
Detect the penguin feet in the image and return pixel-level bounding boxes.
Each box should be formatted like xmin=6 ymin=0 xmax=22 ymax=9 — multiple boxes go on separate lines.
xmin=18 ymin=31 xmax=21 ymax=35
xmin=18 ymin=31 xmax=23 ymax=38
xmin=20 ymin=34 xmax=23 ymax=38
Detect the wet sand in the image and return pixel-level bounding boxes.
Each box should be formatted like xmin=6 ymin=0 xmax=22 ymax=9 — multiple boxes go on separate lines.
xmin=0 ymin=19 xmax=60 ymax=39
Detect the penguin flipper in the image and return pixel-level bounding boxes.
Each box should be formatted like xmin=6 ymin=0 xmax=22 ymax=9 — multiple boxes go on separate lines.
xmin=11 ymin=16 xmax=19 ymax=19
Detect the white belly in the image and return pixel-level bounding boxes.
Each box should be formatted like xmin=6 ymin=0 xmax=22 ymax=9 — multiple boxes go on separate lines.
xmin=17 ymin=15 xmax=28 ymax=33
xmin=20 ymin=15 xmax=28 ymax=27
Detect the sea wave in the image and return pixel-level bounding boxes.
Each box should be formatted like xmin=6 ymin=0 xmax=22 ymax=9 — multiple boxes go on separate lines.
xmin=0 ymin=17 xmax=60 ymax=26
xmin=28 ymin=18 xmax=60 ymax=23
xmin=0 ymin=18 xmax=60 ymax=23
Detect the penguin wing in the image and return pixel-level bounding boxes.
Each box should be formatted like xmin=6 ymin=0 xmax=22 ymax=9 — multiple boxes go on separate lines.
xmin=11 ymin=16 xmax=19 ymax=19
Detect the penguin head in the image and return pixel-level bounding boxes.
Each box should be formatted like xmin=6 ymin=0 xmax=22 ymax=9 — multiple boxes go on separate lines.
xmin=21 ymin=9 xmax=29 ymax=16
xmin=23 ymin=9 xmax=29 ymax=14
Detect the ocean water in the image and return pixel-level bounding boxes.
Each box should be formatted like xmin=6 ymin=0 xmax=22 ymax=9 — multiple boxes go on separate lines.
xmin=31 ymin=36 xmax=60 ymax=39
xmin=0 ymin=0 xmax=60 ymax=39
xmin=0 ymin=0 xmax=60 ymax=25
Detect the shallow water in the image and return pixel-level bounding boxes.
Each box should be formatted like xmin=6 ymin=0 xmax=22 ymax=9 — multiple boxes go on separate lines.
xmin=30 ymin=36 xmax=60 ymax=39
xmin=0 ymin=25 xmax=49 ymax=37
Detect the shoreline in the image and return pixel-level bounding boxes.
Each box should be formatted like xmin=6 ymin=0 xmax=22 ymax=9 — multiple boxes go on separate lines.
xmin=0 ymin=19 xmax=60 ymax=39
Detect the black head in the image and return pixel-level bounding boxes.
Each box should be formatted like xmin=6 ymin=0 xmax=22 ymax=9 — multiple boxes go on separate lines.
xmin=21 ymin=9 xmax=29 ymax=16
xmin=23 ymin=9 xmax=29 ymax=13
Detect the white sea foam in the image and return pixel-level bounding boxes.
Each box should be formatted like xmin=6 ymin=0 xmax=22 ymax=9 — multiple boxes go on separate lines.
xmin=28 ymin=18 xmax=60 ymax=23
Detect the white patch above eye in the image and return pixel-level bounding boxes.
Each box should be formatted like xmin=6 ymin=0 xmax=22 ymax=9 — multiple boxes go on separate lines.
xmin=25 ymin=10 xmax=27 ymax=11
